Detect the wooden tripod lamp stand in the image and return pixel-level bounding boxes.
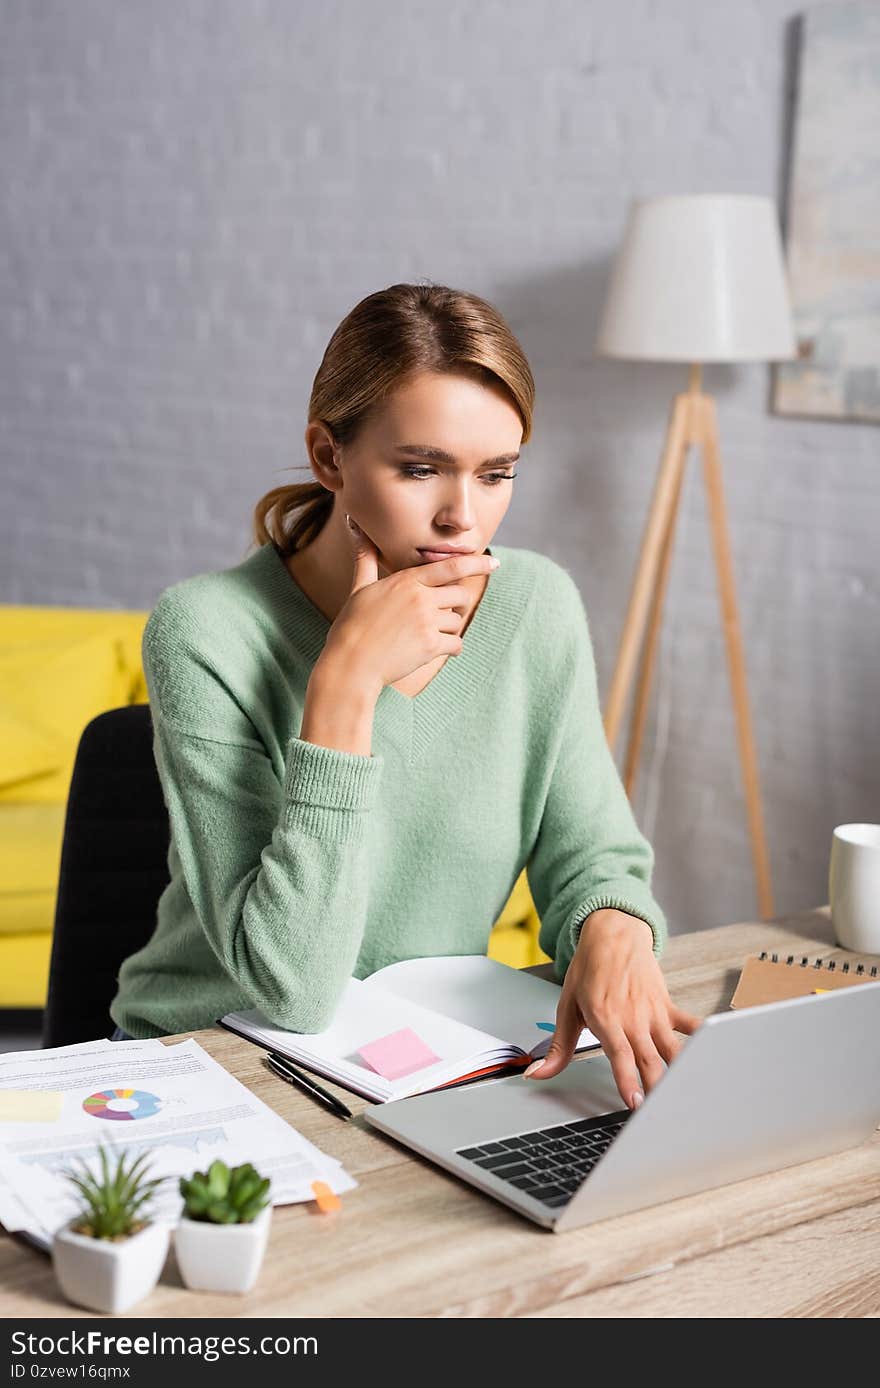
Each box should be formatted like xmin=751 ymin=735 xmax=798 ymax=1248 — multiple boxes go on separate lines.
xmin=595 ymin=195 xmax=797 ymax=921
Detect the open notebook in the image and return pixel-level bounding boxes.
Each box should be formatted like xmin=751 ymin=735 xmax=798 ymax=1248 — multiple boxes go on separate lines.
xmin=218 ymin=955 xmax=601 ymax=1103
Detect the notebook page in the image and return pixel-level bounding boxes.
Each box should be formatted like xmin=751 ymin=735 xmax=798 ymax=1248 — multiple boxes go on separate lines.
xmin=230 ymin=977 xmax=516 ymax=1100
xmin=363 ymin=955 xmax=599 ymax=1057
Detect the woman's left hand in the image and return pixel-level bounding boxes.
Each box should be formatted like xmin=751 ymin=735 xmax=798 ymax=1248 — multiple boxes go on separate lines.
xmin=523 ymin=907 xmax=703 ymax=1110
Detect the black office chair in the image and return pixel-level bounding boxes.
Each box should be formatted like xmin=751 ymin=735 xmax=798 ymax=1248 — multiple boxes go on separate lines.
xmin=42 ymin=705 xmax=170 ymax=1048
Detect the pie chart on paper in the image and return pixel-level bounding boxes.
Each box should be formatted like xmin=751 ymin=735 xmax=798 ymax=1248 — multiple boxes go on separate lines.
xmin=82 ymin=1088 xmax=162 ymax=1121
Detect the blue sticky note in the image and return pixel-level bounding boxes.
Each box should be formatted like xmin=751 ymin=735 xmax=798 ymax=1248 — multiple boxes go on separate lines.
xmin=536 ymin=1022 xmax=555 ymax=1033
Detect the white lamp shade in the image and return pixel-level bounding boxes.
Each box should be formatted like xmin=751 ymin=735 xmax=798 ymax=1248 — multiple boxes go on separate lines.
xmin=595 ymin=195 xmax=797 ymax=363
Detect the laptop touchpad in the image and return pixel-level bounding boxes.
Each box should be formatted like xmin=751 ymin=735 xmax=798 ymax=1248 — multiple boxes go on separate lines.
xmin=375 ymin=1053 xmax=624 ymax=1153
xmin=463 ymin=1054 xmax=624 ymax=1138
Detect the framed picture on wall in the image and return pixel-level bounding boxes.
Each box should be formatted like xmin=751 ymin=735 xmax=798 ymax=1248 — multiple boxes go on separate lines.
xmin=773 ymin=0 xmax=880 ymax=424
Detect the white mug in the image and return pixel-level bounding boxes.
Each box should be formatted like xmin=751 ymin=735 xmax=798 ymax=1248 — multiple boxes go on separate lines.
xmin=828 ymin=823 xmax=880 ymax=954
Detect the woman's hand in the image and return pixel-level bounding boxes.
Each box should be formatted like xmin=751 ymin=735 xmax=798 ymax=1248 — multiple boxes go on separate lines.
xmin=321 ymin=515 xmax=500 ymax=691
xmin=523 ymin=908 xmax=703 ymax=1110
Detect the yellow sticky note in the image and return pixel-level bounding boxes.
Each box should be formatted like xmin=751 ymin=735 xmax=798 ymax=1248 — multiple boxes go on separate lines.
xmin=0 ymin=1090 xmax=63 ymax=1122
xmin=812 ymin=988 xmax=830 ymax=995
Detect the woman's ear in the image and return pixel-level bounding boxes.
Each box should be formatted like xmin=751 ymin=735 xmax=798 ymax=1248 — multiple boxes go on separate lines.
xmin=304 ymin=421 xmax=342 ymax=490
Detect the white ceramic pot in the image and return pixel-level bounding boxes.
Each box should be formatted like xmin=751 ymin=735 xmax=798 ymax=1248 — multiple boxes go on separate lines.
xmin=174 ymin=1205 xmax=272 ymax=1293
xmin=52 ymin=1218 xmax=170 ymax=1314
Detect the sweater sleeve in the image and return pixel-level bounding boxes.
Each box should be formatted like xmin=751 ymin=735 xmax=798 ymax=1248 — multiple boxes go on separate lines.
xmin=526 ymin=569 xmax=668 ymax=983
xmin=142 ymin=596 xmax=383 ymax=1033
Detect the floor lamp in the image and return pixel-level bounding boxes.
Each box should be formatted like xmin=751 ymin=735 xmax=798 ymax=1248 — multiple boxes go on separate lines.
xmin=595 ymin=195 xmax=797 ymax=921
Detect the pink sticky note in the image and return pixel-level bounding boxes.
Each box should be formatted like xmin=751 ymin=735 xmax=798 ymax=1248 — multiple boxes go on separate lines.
xmin=357 ymin=1027 xmax=440 ymax=1081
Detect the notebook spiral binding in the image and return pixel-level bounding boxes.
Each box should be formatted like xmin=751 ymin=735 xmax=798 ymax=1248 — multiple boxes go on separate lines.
xmin=758 ymin=951 xmax=878 ymax=977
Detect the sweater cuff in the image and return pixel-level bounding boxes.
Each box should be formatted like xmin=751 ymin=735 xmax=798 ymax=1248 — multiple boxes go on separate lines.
xmin=558 ymin=885 xmax=668 ymax=980
xmin=283 ymin=736 xmax=383 ymax=835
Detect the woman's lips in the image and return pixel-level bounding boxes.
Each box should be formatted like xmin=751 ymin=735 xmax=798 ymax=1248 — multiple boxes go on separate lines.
xmin=417 ymin=548 xmax=476 ymax=562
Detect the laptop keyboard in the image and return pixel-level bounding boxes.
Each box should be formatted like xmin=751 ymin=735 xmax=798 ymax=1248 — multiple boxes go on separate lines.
xmin=455 ymin=1110 xmax=631 ymax=1210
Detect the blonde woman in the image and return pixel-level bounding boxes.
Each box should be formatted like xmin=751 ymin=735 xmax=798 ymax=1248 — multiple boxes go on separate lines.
xmin=109 ymin=283 xmax=700 ymax=1111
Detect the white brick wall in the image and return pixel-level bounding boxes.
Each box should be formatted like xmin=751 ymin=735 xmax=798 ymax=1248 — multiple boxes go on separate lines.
xmin=2 ymin=0 xmax=877 ymax=935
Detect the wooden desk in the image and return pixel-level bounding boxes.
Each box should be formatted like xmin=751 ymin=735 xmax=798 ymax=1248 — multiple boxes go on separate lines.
xmin=2 ymin=906 xmax=878 ymax=1318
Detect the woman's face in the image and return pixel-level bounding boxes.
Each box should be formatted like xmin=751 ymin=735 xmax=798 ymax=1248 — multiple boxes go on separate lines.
xmin=332 ymin=370 xmax=523 ymax=574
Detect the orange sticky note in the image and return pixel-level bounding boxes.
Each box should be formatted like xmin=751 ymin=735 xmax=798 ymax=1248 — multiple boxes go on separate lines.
xmin=310 ymin=1180 xmax=341 ymax=1212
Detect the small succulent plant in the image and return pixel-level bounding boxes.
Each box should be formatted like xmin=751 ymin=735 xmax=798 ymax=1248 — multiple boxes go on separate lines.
xmin=179 ymin=1159 xmax=271 ymax=1224
xmin=60 ymin=1145 xmax=166 ymax=1241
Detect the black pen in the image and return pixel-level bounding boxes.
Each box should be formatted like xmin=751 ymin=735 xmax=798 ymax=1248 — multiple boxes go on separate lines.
xmin=264 ymin=1052 xmax=352 ymax=1121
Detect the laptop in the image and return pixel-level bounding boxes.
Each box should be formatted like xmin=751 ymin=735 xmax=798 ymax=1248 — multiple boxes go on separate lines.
xmin=364 ymin=980 xmax=880 ymax=1231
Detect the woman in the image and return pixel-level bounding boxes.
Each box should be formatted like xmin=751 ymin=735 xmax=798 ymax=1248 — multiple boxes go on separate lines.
xmin=109 ymin=282 xmax=700 ymax=1110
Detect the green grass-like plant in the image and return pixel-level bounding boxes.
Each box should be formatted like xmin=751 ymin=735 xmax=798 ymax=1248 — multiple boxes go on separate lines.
xmin=179 ymin=1159 xmax=271 ymax=1224
xmin=60 ymin=1145 xmax=166 ymax=1241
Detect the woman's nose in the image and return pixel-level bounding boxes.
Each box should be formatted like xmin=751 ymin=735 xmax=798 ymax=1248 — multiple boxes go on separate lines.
xmin=435 ymin=482 xmax=478 ymax=528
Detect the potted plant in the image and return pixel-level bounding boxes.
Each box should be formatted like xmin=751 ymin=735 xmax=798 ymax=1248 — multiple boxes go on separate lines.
xmin=52 ymin=1145 xmax=170 ymax=1314
xmin=175 ymin=1159 xmax=272 ymax=1293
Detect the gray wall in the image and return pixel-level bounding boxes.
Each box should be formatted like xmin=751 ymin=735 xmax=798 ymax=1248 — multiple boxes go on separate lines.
xmin=2 ymin=0 xmax=877 ymax=937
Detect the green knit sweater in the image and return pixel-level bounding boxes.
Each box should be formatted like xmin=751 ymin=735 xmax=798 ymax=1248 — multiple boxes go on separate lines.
xmin=110 ymin=541 xmax=667 ymax=1039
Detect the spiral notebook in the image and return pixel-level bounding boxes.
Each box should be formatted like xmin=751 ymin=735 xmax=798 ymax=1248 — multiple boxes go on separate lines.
xmin=731 ymin=950 xmax=879 ymax=1008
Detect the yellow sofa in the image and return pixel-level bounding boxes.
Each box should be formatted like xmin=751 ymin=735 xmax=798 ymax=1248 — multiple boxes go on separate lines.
xmin=0 ymin=605 xmax=547 ymax=1011
xmin=0 ymin=607 xmax=151 ymax=1007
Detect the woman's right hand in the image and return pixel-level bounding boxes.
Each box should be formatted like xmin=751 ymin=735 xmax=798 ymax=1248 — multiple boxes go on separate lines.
xmin=322 ymin=515 xmax=500 ymax=691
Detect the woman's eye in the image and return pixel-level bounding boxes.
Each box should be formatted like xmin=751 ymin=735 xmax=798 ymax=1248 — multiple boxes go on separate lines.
xmin=400 ymin=466 xmax=518 ymax=486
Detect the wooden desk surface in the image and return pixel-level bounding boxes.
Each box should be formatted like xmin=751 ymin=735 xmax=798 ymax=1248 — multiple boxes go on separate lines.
xmin=2 ymin=905 xmax=878 ymax=1319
